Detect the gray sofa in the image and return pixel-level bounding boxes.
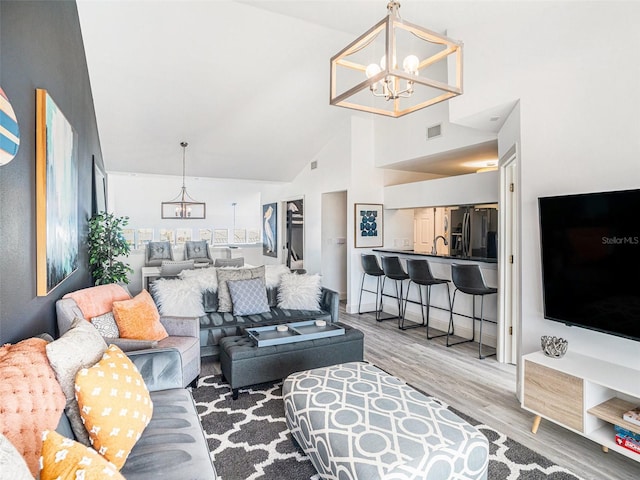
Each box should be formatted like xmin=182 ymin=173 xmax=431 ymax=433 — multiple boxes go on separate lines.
xmin=55 ymin=348 xmax=217 ymax=479
xmin=199 ymin=286 xmax=340 ymax=359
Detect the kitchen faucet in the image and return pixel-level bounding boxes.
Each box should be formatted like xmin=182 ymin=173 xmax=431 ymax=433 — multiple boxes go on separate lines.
xmin=431 ymin=235 xmax=448 ymax=255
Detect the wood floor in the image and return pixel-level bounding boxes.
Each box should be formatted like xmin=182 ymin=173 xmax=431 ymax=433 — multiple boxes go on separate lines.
xmin=337 ymin=304 xmax=640 ymax=480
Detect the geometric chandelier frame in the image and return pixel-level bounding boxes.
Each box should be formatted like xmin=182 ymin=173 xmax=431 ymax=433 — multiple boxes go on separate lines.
xmin=161 ymin=141 xmax=206 ymax=219
xmin=330 ymin=1 xmax=463 ymax=118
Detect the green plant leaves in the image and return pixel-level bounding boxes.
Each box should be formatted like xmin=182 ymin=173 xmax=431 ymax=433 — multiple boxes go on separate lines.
xmin=88 ymin=211 xmax=134 ymax=285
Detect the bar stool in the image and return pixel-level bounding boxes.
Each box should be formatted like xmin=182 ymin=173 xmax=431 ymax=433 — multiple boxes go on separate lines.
xmin=446 ymin=264 xmax=497 ymax=359
xmin=380 ymin=256 xmax=410 ymax=329
xmin=404 ymin=259 xmax=453 ymax=338
xmin=357 ymin=254 xmax=394 ymax=321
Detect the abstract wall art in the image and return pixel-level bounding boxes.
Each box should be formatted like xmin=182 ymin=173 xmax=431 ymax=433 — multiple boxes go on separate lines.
xmin=354 ymin=203 xmax=383 ymax=248
xmin=36 ymin=89 xmax=78 ymax=295
xmin=263 ymin=203 xmax=277 ymax=257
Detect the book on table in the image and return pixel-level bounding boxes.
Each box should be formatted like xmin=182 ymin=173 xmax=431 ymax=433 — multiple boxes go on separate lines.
xmin=623 ymin=406 xmax=640 ymax=427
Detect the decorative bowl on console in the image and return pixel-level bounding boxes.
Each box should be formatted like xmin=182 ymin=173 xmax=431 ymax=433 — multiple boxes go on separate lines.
xmin=540 ymin=335 xmax=568 ymax=358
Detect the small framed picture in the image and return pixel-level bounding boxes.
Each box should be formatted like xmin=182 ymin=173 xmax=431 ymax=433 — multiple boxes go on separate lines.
xmin=354 ymin=203 xmax=383 ymax=248
xmin=214 ymin=228 xmax=229 ymax=244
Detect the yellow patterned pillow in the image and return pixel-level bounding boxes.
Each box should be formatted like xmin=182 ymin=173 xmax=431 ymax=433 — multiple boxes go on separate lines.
xmin=40 ymin=430 xmax=124 ymax=480
xmin=75 ymin=345 xmax=153 ymax=469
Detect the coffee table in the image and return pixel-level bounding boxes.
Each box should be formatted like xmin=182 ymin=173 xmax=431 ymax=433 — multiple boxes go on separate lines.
xmin=219 ymin=322 xmax=364 ymax=399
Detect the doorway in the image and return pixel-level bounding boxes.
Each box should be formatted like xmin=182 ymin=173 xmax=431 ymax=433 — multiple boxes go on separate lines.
xmin=498 ymin=144 xmax=520 ymax=366
xmin=321 ymin=191 xmax=347 ymax=300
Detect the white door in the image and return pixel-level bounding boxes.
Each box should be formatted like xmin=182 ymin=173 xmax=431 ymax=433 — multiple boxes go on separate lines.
xmin=413 ymin=208 xmax=435 ymax=253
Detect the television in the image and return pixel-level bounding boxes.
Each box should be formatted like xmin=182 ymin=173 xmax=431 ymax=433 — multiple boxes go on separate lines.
xmin=538 ymin=188 xmax=640 ymax=342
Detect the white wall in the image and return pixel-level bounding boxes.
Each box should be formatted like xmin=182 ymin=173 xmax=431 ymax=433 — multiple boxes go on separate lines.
xmin=448 ymin=2 xmax=640 ymax=364
xmin=321 ymin=191 xmax=347 ymax=298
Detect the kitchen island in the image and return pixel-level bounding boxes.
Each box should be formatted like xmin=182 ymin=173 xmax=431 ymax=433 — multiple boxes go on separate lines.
xmin=370 ymin=248 xmax=498 ymax=353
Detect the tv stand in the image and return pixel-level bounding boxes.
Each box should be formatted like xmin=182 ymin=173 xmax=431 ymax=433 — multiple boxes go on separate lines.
xmin=522 ymin=350 xmax=640 ymax=461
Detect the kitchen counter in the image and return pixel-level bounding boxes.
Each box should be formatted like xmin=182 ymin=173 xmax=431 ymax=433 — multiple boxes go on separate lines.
xmin=372 ymin=248 xmax=498 ymax=264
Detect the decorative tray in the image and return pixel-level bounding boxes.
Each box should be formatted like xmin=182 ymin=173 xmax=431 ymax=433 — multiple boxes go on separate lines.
xmin=246 ymin=320 xmax=344 ymax=347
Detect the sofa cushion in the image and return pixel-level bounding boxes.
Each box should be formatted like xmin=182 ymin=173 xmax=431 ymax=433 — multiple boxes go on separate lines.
xmin=151 ymin=277 xmax=205 ymax=317
xmin=214 ymin=257 xmax=244 ymax=267
xmin=228 ymin=277 xmax=270 ymax=316
xmin=113 ymin=290 xmax=168 ymax=341
xmin=216 ymin=266 xmax=265 ymax=313
xmin=120 ymin=389 xmax=216 ymax=480
xmin=180 ymin=266 xmax=218 ymax=292
xmin=184 ymin=240 xmax=211 ymax=263
xmin=91 ymin=311 xmax=120 ymax=338
xmin=0 ymin=433 xmax=33 ymax=480
xmin=160 ymin=259 xmax=195 ymax=277
xmin=75 ymin=345 xmax=153 ymax=469
xmin=45 ymin=317 xmax=108 ymax=446
xmin=40 ymin=430 xmax=124 ymax=480
xmin=0 ymin=338 xmax=66 ymax=477
xmin=63 ymin=284 xmax=131 ymax=320
xmin=146 ymin=241 xmax=173 ymax=267
xmin=277 ymin=273 xmax=322 ymax=311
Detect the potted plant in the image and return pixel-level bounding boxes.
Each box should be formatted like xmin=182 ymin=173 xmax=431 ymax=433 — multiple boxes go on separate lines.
xmin=87 ymin=212 xmax=134 ymax=285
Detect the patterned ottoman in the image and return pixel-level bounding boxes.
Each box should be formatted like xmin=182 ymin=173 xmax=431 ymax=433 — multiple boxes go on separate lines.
xmin=283 ymin=362 xmax=489 ymax=480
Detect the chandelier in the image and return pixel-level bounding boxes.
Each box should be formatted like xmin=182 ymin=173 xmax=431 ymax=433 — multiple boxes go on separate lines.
xmin=330 ymin=1 xmax=463 ymax=118
xmin=161 ymin=142 xmax=206 ymax=219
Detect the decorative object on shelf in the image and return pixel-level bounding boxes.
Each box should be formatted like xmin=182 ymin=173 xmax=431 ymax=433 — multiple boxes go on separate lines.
xmin=0 ymin=86 xmax=20 ymax=166
xmin=161 ymin=142 xmax=206 ymax=219
xmin=315 ymin=320 xmax=327 ymax=327
xmin=540 ymin=335 xmax=568 ymax=358
xmin=263 ymin=203 xmax=277 ymax=257
xmin=623 ymin=406 xmax=640 ymax=427
xmin=354 ymin=203 xmax=383 ymax=248
xmin=330 ymin=1 xmax=463 ymax=118
xmin=87 ymin=212 xmax=133 ymax=285
xmin=36 ymin=89 xmax=78 ymax=295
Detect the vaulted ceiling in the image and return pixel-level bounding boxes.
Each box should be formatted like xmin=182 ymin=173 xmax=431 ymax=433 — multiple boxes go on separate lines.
xmin=78 ymin=0 xmax=502 ymax=182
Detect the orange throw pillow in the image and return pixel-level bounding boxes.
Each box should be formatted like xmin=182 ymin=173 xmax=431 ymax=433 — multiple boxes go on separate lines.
xmin=40 ymin=430 xmax=124 ymax=480
xmin=75 ymin=345 xmax=153 ymax=469
xmin=0 ymin=338 xmax=66 ymax=477
xmin=112 ymin=290 xmax=168 ymax=341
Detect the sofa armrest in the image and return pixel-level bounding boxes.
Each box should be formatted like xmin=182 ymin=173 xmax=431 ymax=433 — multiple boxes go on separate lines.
xmin=320 ymin=287 xmax=339 ymax=322
xmin=107 ymin=337 xmax=158 ymax=351
xmin=160 ymin=315 xmax=200 ymax=338
xmin=127 ymin=348 xmax=184 ymax=392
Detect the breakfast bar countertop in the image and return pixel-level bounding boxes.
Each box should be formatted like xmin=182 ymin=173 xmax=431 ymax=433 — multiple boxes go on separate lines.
xmin=372 ymin=248 xmax=498 ymax=264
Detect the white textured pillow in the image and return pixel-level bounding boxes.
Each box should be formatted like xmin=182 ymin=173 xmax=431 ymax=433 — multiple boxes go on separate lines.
xmin=44 ymin=317 xmax=108 ymax=446
xmin=179 ymin=266 xmax=218 ymax=292
xmin=265 ymin=264 xmax=291 ymax=289
xmin=151 ymin=277 xmax=205 ymax=317
xmin=277 ymin=273 xmax=322 ymax=311
xmin=0 ymin=433 xmax=33 ymax=480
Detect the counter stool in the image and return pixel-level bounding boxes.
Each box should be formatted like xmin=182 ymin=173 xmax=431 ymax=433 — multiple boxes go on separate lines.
xmin=380 ymin=256 xmax=410 ymax=329
xmin=405 ymin=259 xmax=453 ymax=338
xmin=357 ymin=254 xmax=394 ymax=321
xmin=446 ymin=264 xmax=497 ymax=359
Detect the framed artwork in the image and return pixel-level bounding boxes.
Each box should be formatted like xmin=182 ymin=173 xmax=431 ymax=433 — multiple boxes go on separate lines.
xmin=214 ymin=228 xmax=229 ymax=244
xmin=36 ymin=89 xmax=79 ymax=295
xmin=92 ymin=156 xmax=106 ymax=215
xmin=354 ymin=203 xmax=383 ymax=248
xmin=176 ymin=228 xmax=192 ymax=244
xmin=137 ymin=228 xmax=153 ymax=246
xmin=247 ymin=228 xmax=260 ymax=244
xmin=122 ymin=228 xmax=136 ymax=249
xmin=233 ymin=228 xmax=246 ymax=244
xmin=199 ymin=228 xmax=212 ymax=243
xmin=262 ymin=203 xmax=277 ymax=257
xmin=159 ymin=229 xmax=175 ymax=244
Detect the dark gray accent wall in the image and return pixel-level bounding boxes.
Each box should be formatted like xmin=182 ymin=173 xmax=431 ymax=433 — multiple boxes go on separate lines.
xmin=0 ymin=1 xmax=102 ymax=343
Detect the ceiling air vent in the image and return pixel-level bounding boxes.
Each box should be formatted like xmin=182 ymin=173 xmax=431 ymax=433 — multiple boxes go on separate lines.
xmin=426 ymin=123 xmax=442 ymax=140
xmin=310 ymin=160 xmax=318 ymax=170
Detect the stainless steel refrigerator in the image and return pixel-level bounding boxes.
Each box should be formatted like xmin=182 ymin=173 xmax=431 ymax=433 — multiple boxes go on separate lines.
xmin=448 ymin=204 xmax=498 ymax=258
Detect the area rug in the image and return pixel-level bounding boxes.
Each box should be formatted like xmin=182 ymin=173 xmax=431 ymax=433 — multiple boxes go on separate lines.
xmin=192 ymin=374 xmax=583 ymax=480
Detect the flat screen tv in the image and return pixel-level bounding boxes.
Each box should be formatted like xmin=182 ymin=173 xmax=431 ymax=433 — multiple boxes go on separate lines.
xmin=538 ymin=189 xmax=640 ymax=341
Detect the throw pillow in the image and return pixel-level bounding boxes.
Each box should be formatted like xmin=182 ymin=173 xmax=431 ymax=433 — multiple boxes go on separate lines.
xmin=0 ymin=338 xmax=66 ymax=477
xmin=90 ymin=312 xmax=120 ymax=338
xmin=265 ymin=264 xmax=291 ymax=289
xmin=63 ymin=284 xmax=131 ymax=320
xmin=150 ymin=277 xmax=205 ymax=317
xmin=179 ymin=266 xmax=218 ymax=292
xmin=184 ymin=240 xmax=211 ymax=263
xmin=45 ymin=318 xmax=108 ymax=446
xmin=40 ymin=430 xmax=124 ymax=480
xmin=214 ymin=257 xmax=245 ymax=267
xmin=228 ymin=277 xmax=270 ymax=316
xmin=216 ymin=266 xmax=265 ymax=313
xmin=112 ymin=290 xmax=168 ymax=341
xmin=75 ymin=345 xmax=153 ymax=469
xmin=277 ymin=273 xmax=322 ymax=311
xmin=0 ymin=433 xmax=33 ymax=480
xmin=159 ymin=259 xmax=195 ymax=277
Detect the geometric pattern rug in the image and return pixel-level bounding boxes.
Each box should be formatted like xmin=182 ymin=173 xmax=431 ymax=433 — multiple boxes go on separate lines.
xmin=192 ymin=373 xmax=584 ymax=480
